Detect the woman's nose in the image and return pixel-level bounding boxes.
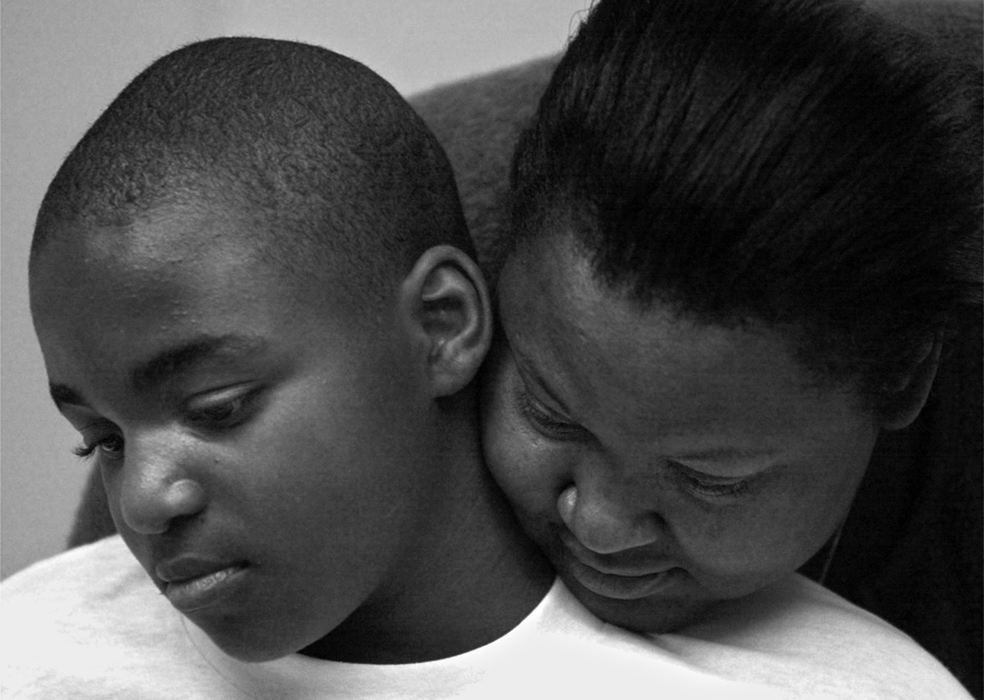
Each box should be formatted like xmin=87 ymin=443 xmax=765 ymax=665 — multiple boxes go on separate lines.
xmin=116 ymin=437 xmax=207 ymax=535
xmin=557 ymin=483 xmax=661 ymax=554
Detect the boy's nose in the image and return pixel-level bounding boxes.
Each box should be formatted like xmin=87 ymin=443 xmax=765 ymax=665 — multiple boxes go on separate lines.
xmin=557 ymin=483 xmax=662 ymax=554
xmin=117 ymin=438 xmax=207 ymax=535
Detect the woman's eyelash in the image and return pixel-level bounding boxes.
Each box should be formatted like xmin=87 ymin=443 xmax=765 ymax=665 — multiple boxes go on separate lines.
xmin=513 ymin=377 xmax=758 ymax=499
xmin=518 ymin=390 xmax=562 ymax=427
xmin=670 ymin=462 xmax=752 ymax=499
xmin=686 ymin=475 xmax=750 ymax=498
xmin=516 ymin=389 xmax=587 ymax=439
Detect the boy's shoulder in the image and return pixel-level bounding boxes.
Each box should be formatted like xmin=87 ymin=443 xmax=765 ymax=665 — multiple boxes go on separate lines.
xmin=0 ymin=538 xmax=781 ymax=699
xmin=660 ymin=573 xmax=972 ymax=698
xmin=1 ymin=536 xmax=235 ymax=698
xmin=1 ymin=535 xmax=154 ymax=639
xmin=181 ymin=575 xmax=784 ymax=699
xmin=1 ymin=540 xmax=969 ymax=698
xmin=441 ymin=578 xmax=786 ymax=698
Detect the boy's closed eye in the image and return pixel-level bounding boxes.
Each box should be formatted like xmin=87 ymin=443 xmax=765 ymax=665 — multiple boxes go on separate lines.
xmin=73 ymin=433 xmax=124 ymax=462
xmin=183 ymin=384 xmax=264 ymax=431
xmin=68 ymin=383 xmax=265 ymax=465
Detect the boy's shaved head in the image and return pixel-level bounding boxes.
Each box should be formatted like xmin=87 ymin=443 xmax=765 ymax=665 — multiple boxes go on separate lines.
xmin=31 ymin=37 xmax=472 ymax=305
xmin=26 ymin=37 xmax=555 ymax=666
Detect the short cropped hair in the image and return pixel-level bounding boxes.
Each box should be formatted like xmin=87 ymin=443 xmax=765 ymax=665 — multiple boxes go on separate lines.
xmin=510 ymin=0 xmax=981 ymax=408
xmin=32 ymin=37 xmax=472 ymax=307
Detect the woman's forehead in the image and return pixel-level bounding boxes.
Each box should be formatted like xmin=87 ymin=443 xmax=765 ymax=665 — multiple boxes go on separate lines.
xmin=497 ymin=238 xmax=863 ymax=442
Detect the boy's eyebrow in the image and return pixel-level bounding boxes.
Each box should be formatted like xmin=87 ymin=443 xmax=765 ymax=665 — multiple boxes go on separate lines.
xmin=48 ymin=334 xmax=270 ymax=410
xmin=49 ymin=384 xmax=86 ymax=408
xmin=129 ymin=334 xmax=269 ymax=394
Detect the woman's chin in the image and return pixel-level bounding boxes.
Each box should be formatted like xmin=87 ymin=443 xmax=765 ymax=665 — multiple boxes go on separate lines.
xmin=562 ymin=572 xmax=712 ymax=633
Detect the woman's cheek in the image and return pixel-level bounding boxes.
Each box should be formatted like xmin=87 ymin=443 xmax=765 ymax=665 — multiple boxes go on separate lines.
xmin=481 ymin=382 xmax=526 ymax=491
xmin=484 ymin=404 xmax=557 ymax=511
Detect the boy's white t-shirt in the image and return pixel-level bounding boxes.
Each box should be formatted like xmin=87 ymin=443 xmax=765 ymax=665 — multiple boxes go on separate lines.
xmin=659 ymin=572 xmax=973 ymax=698
xmin=0 ymin=535 xmax=970 ymax=699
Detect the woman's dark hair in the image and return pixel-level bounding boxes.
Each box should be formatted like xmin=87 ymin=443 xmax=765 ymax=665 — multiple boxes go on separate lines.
xmin=509 ymin=0 xmax=981 ymax=409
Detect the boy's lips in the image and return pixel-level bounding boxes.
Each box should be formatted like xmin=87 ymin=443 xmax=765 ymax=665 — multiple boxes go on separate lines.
xmin=155 ymin=556 xmax=249 ymax=612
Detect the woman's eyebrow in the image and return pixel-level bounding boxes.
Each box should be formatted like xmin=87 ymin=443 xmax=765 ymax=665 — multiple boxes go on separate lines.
xmin=510 ymin=343 xmax=574 ymax=414
xmin=670 ymin=447 xmax=778 ymax=462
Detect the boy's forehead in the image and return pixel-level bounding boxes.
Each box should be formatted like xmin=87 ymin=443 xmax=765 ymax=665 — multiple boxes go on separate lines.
xmin=31 ymin=214 xmax=307 ymax=374
xmin=30 ymin=204 xmax=364 ymax=335
xmin=35 ymin=203 xmax=264 ymax=274
xmin=31 ymin=208 xmax=269 ymax=314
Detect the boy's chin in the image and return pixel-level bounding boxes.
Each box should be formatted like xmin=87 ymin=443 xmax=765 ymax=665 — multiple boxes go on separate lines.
xmin=189 ymin=617 xmax=306 ymax=663
xmin=174 ymin=600 xmax=324 ymax=663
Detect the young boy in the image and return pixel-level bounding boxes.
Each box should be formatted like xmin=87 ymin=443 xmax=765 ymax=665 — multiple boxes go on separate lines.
xmin=1 ymin=37 xmax=781 ymax=698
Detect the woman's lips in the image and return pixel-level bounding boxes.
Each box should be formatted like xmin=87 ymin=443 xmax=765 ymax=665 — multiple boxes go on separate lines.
xmin=558 ymin=530 xmax=682 ymax=600
xmin=565 ymin=557 xmax=682 ymax=600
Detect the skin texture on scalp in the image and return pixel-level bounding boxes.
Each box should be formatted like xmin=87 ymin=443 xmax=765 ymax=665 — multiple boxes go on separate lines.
xmin=31 ymin=38 xmax=475 ymax=311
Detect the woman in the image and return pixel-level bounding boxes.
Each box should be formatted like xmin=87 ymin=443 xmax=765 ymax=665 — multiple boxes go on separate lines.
xmin=480 ymin=0 xmax=980 ymax=691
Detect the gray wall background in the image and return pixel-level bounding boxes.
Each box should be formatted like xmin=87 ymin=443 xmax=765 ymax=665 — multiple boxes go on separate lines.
xmin=1 ymin=0 xmax=590 ymax=579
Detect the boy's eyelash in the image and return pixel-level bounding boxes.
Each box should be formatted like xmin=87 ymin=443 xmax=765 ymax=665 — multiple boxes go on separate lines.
xmin=184 ymin=386 xmax=260 ymax=429
xmin=72 ymin=442 xmax=97 ymax=460
xmin=68 ymin=387 xmax=259 ymax=463
xmin=72 ymin=435 xmax=124 ymax=462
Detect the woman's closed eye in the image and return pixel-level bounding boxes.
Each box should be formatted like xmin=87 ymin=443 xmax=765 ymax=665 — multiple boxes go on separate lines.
xmin=670 ymin=461 xmax=751 ymax=499
xmin=516 ymin=388 xmax=589 ymax=441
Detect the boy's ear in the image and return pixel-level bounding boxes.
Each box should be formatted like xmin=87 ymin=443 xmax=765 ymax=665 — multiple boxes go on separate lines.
xmin=399 ymin=245 xmax=492 ymax=398
xmin=878 ymin=336 xmax=942 ymax=431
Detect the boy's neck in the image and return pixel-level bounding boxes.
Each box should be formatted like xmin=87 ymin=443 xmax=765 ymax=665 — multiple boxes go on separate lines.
xmin=301 ymin=402 xmax=554 ymax=664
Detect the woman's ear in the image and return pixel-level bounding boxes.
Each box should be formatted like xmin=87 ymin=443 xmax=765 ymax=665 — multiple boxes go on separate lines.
xmin=879 ymin=337 xmax=943 ymax=430
xmin=398 ymin=245 xmax=492 ymax=398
